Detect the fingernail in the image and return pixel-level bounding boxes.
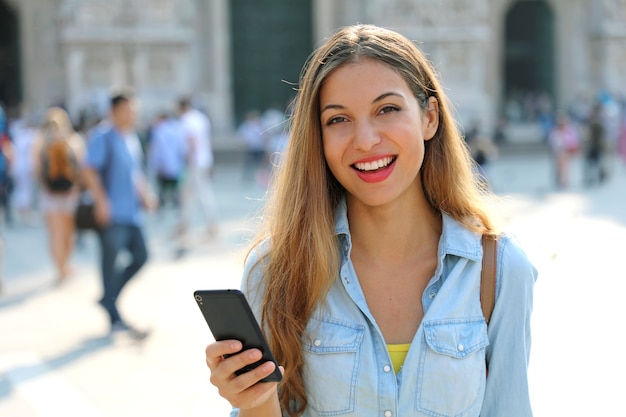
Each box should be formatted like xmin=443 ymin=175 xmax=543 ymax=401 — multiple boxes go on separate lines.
xmin=261 ymin=362 xmax=275 ymax=372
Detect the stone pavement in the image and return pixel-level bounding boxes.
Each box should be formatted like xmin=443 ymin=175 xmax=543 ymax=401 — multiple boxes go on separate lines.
xmin=0 ymin=150 xmax=625 ymax=417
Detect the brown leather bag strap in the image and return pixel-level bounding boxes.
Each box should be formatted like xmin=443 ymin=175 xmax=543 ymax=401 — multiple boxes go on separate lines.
xmin=480 ymin=234 xmax=498 ymax=325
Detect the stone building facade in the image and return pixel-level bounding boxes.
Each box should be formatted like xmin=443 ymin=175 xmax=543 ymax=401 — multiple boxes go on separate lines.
xmin=0 ymin=0 xmax=624 ymax=148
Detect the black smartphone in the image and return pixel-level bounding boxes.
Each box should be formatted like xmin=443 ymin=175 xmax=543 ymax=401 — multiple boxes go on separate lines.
xmin=194 ymin=289 xmax=282 ymax=383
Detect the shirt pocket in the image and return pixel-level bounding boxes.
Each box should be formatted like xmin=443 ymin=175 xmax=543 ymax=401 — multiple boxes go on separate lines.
xmin=302 ymin=317 xmax=365 ymax=416
xmin=415 ymin=318 xmax=489 ymax=416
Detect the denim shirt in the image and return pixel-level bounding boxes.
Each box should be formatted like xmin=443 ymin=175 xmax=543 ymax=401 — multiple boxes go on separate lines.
xmin=234 ymin=199 xmax=537 ymax=417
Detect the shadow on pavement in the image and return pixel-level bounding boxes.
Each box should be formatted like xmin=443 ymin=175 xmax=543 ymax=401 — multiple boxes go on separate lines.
xmin=579 ymin=177 xmax=626 ymax=228
xmin=0 ymin=335 xmax=113 ymax=400
xmin=0 ymin=287 xmax=51 ymax=310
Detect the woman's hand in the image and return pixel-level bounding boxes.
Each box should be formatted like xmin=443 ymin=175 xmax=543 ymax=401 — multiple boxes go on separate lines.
xmin=205 ymin=340 xmax=283 ymax=413
xmin=94 ymin=197 xmax=111 ymax=227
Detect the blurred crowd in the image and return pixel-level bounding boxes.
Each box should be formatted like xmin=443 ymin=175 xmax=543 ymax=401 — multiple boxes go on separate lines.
xmin=0 ymin=99 xmax=291 ymax=226
xmin=464 ymin=89 xmax=626 ymax=190
xmin=0 ymin=94 xmax=291 ymax=305
xmin=1 ymin=87 xmax=625 ymax=297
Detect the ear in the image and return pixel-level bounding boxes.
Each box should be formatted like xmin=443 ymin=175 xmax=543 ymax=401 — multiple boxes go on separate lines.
xmin=422 ymin=96 xmax=439 ymax=141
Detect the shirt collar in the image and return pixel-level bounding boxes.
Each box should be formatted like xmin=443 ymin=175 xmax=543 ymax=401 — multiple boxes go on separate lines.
xmin=333 ymin=196 xmax=482 ymax=262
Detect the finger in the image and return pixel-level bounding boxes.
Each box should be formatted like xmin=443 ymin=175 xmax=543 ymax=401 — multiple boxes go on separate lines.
xmin=214 ymin=347 xmax=263 ymax=382
xmin=228 ymin=375 xmax=279 ymax=410
xmin=205 ymin=340 xmax=243 ymax=369
xmin=234 ymin=356 xmax=277 ymax=386
xmin=220 ymin=361 xmax=279 ymax=405
xmin=211 ymin=349 xmax=277 ymax=390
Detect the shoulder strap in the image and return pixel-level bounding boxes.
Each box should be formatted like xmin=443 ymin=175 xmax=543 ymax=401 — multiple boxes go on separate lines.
xmin=480 ymin=234 xmax=498 ymax=325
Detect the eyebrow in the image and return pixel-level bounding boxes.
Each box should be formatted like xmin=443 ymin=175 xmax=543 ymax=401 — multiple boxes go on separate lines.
xmin=320 ymin=91 xmax=405 ymax=114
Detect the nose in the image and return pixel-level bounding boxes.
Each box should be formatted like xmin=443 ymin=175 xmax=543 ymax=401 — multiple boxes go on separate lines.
xmin=353 ymin=119 xmax=381 ymax=151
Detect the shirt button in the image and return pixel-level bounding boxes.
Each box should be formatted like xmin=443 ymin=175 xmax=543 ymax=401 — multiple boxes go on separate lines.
xmin=383 ymin=365 xmax=391 ymax=373
xmin=314 ymin=339 xmax=322 ymax=347
xmin=384 ymin=411 xmax=392 ymax=417
xmin=429 ymin=291 xmax=436 ymax=299
xmin=457 ymin=343 xmax=464 ymax=352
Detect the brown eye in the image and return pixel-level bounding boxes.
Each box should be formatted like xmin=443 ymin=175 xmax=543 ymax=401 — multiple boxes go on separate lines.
xmin=380 ymin=106 xmax=400 ymax=115
xmin=326 ymin=116 xmax=348 ymax=126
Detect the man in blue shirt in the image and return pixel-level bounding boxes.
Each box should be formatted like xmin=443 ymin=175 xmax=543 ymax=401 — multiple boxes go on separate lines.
xmin=83 ymin=89 xmax=156 ymax=339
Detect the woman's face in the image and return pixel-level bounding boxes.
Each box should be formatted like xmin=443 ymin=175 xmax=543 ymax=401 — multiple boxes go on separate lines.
xmin=319 ymin=58 xmax=438 ymax=209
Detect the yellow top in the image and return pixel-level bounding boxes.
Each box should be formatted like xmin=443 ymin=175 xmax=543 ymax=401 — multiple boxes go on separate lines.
xmin=387 ymin=343 xmax=411 ymax=374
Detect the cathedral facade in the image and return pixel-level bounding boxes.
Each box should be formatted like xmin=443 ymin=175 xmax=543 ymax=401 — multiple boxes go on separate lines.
xmin=1 ymin=0 xmax=624 ymax=149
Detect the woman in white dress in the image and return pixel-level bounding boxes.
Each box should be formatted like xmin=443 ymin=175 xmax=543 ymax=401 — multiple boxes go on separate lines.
xmin=9 ymin=114 xmax=38 ymax=225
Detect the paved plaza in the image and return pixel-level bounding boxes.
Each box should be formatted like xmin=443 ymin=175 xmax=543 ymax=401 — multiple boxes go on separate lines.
xmin=1 ymin=150 xmax=625 ymax=416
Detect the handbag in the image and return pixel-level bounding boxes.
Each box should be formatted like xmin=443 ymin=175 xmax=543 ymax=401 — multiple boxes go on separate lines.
xmin=75 ymin=130 xmax=113 ymax=231
xmin=75 ymin=191 xmax=99 ymax=230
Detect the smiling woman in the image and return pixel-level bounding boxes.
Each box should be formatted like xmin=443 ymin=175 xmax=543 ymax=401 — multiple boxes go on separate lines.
xmin=203 ymin=24 xmax=537 ymax=417
xmin=319 ymin=58 xmax=438 ymax=203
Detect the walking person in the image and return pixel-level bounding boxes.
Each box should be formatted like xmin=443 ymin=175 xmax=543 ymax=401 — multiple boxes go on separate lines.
xmin=237 ymin=110 xmax=267 ymax=184
xmin=470 ymin=134 xmax=499 ymax=189
xmin=619 ymin=108 xmax=626 ymax=166
xmin=466 ymin=124 xmax=499 ymax=188
xmin=0 ymin=104 xmax=14 ymax=227
xmin=148 ymin=112 xmax=188 ymax=211
xmin=82 ymin=89 xmax=156 ymax=338
xmin=548 ymin=113 xmax=579 ymax=189
xmin=0 ymin=104 xmax=12 ymax=292
xmin=9 ymin=111 xmax=38 ymax=225
xmin=262 ymin=106 xmax=290 ymax=175
xmin=31 ymin=107 xmax=85 ymax=284
xmin=178 ymin=98 xmax=219 ymax=247
xmin=583 ymin=104 xmax=606 ymax=186
xmin=204 ymin=25 xmax=537 ymax=417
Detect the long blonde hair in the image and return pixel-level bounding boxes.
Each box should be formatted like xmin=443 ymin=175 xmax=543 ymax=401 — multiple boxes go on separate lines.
xmin=37 ymin=107 xmax=83 ymax=187
xmin=249 ymin=24 xmax=497 ymax=416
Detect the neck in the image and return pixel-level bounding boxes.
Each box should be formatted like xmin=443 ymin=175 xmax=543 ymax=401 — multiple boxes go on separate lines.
xmin=347 ymin=193 xmax=442 ymax=263
xmin=113 ymin=122 xmax=131 ymax=134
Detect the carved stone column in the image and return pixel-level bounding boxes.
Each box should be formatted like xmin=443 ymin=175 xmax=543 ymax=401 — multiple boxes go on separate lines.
xmin=15 ymin=0 xmax=66 ymax=111
xmin=596 ymin=0 xmax=626 ymax=94
xmin=194 ymin=0 xmax=234 ymax=146
xmin=59 ymin=0 xmax=195 ymax=125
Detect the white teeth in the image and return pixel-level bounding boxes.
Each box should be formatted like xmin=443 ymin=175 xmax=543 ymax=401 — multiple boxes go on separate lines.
xmin=354 ymin=157 xmax=394 ymax=171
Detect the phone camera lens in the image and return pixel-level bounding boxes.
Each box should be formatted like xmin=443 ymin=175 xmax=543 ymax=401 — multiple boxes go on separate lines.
xmin=195 ymin=295 xmax=202 ymax=302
